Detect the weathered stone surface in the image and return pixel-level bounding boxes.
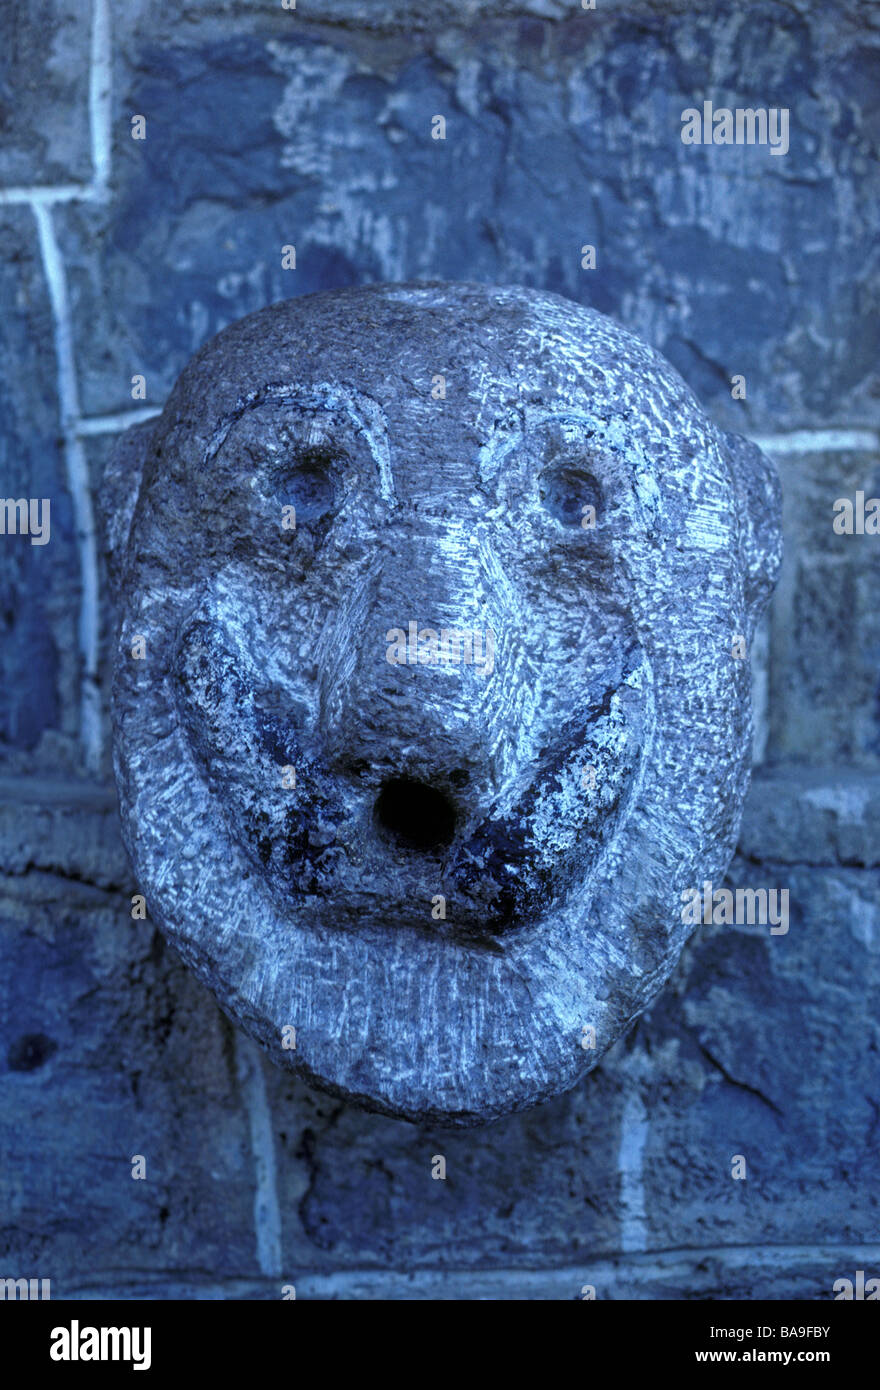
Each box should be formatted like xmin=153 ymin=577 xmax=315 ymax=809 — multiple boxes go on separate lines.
xmin=0 ymin=858 xmax=262 ymax=1283
xmin=0 ymin=0 xmax=93 ymax=187
xmin=737 ymin=766 xmax=880 ymax=867
xmin=61 ymin=1 xmax=880 ymax=429
xmin=105 ymin=282 xmax=781 ymax=1124
xmin=0 ymin=775 xmax=129 ymax=887
xmin=766 ymin=448 xmax=880 ymax=766
xmin=56 ymin=1247 xmax=880 ymax=1301
xmin=2 ymin=769 xmax=878 ymax=1298
xmin=0 ymin=209 xmax=81 ymax=766
xmin=1 ymin=0 xmax=878 ymax=1302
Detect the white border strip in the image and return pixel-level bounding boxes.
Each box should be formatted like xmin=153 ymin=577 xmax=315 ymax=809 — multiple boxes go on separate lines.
xmin=32 ymin=202 xmax=102 ymax=771
xmin=77 ymin=406 xmax=163 ymax=437
xmin=234 ymin=1035 xmax=283 ymax=1279
xmin=751 ymin=428 xmax=880 ymax=455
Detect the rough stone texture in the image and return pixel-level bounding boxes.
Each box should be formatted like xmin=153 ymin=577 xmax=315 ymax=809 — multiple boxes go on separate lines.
xmin=2 ymin=768 xmax=878 ymax=1298
xmin=0 ymin=821 xmax=264 ymax=1282
xmin=0 ymin=0 xmax=94 ymax=187
xmin=0 ymin=0 xmax=878 ymax=1298
xmin=57 ymin=0 xmax=880 ymax=430
xmin=767 ymin=448 xmax=880 ymax=765
xmin=737 ymin=766 xmax=880 ymax=867
xmin=0 ymin=210 xmax=80 ymax=756
xmin=105 ymin=282 xmax=781 ymax=1124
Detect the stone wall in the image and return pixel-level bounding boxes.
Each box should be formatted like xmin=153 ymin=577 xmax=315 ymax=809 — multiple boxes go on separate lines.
xmin=1 ymin=0 xmax=878 ymax=1298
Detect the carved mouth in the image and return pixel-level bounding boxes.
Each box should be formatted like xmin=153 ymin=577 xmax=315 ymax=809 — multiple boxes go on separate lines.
xmin=374 ymin=777 xmax=458 ymax=852
xmin=173 ymin=609 xmax=649 ymax=945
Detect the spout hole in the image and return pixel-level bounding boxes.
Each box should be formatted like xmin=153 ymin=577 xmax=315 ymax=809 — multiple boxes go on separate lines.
xmin=375 ymin=777 xmax=456 ymax=853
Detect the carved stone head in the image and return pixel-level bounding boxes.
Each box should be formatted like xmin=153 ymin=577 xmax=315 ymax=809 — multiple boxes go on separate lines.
xmin=106 ymin=282 xmax=782 ymax=1125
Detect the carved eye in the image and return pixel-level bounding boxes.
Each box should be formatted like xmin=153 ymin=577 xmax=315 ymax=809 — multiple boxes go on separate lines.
xmin=272 ymin=446 xmax=340 ymax=524
xmin=539 ymin=465 xmax=602 ymax=529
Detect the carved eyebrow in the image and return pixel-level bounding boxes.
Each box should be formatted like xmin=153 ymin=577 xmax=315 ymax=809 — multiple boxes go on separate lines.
xmin=477 ymin=408 xmax=603 ymax=488
xmin=205 ymin=381 xmax=396 ymax=502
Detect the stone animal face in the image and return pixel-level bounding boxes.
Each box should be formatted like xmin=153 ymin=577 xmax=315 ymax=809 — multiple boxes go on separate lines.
xmin=106 ymin=282 xmax=782 ymax=1125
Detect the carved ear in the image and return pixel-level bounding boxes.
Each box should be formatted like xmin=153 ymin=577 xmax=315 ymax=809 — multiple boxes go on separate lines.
xmin=99 ymin=418 xmax=157 ymax=591
xmin=722 ymin=430 xmax=783 ymax=630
